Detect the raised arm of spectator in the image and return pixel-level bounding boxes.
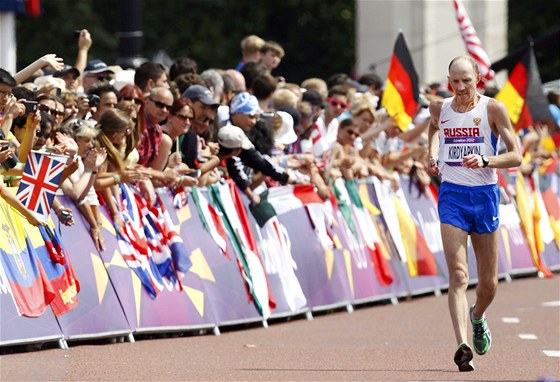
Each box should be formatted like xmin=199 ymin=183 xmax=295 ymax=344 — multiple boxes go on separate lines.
xmin=13 ymin=54 xmax=64 ymax=84
xmin=75 ymin=30 xmax=92 ymax=77
xmin=17 ymin=111 xmax=40 ymax=163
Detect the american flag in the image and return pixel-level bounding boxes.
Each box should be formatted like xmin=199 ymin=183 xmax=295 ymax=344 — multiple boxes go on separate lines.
xmin=16 ymin=151 xmax=67 ymax=223
xmin=453 ymin=0 xmax=495 ymax=84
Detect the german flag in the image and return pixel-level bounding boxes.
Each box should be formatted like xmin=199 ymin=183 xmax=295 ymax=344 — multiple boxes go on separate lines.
xmin=495 ymin=46 xmax=554 ymax=132
xmin=381 ymin=33 xmax=419 ymax=131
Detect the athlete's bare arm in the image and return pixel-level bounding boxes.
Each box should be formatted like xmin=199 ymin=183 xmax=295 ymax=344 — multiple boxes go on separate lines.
xmin=426 ymin=100 xmax=443 ymax=177
xmin=485 ymin=98 xmax=522 ymax=169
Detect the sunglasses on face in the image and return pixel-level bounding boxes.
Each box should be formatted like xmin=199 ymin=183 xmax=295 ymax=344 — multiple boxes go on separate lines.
xmin=150 ymin=98 xmax=172 ymax=110
xmin=345 ymin=129 xmax=359 ymax=137
xmin=0 ymin=89 xmax=13 ymax=98
xmin=39 ymin=104 xmax=64 ymax=117
xmin=327 ymin=97 xmax=348 ymax=109
xmin=123 ymin=96 xmax=143 ymax=105
xmin=175 ymin=114 xmax=193 ymax=122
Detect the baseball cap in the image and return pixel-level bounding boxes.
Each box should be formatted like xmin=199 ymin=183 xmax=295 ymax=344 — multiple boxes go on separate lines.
xmin=274 ymin=111 xmax=297 ymax=145
xmin=182 ymin=85 xmax=219 ymax=107
xmin=229 ymin=92 xmax=261 ymax=115
xmin=53 ymin=65 xmax=80 ymax=79
xmin=218 ymin=125 xmax=254 ymax=150
xmin=33 ymin=75 xmax=66 ymax=91
xmin=84 ymin=59 xmax=114 ymax=75
xmin=302 ymin=89 xmax=324 ymax=108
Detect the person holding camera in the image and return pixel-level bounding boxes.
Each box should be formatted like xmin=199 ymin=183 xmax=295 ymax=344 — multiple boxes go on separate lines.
xmin=87 ymin=83 xmax=118 ymax=121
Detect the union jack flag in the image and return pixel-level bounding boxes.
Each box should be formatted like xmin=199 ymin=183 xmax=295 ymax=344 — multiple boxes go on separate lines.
xmin=16 ymin=151 xmax=67 ymax=222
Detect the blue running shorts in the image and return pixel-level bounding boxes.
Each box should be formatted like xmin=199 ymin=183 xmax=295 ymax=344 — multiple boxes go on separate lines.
xmin=438 ymin=182 xmax=500 ymax=234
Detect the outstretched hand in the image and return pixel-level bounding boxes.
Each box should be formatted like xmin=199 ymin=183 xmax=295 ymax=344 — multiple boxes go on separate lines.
xmin=41 ymin=54 xmax=65 ymax=72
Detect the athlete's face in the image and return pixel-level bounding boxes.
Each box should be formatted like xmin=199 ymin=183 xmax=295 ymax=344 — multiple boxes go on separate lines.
xmin=448 ymin=60 xmax=481 ymax=105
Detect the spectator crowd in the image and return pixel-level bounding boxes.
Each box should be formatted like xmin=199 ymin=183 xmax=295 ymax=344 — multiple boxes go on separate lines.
xmin=1 ymin=31 xmax=558 ymax=250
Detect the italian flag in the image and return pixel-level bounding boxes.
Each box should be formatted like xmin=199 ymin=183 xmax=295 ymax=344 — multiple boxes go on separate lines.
xmin=191 ymin=187 xmax=229 ymax=258
xmin=250 ymin=189 xmax=308 ymax=312
xmin=208 ymin=181 xmax=276 ymax=319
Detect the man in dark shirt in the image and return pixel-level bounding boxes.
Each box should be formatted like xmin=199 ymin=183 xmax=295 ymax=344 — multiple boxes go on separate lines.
xmin=218 ymin=121 xmax=295 ymax=205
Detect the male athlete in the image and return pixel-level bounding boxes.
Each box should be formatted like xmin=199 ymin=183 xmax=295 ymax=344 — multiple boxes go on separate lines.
xmin=427 ymin=56 xmax=521 ymax=372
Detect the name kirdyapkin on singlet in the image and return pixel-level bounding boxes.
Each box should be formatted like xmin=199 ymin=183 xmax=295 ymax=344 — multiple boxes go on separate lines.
xmin=438 ymin=95 xmax=499 ymax=187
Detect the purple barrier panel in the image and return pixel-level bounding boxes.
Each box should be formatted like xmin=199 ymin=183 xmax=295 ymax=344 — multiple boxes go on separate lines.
xmin=94 ymin=208 xmax=216 ymax=333
xmin=498 ymin=203 xmax=537 ymax=274
xmin=53 ymin=199 xmax=131 ymax=340
xmin=542 ymin=240 xmax=560 ymax=270
xmin=0 ymin=289 xmax=62 ymax=346
xmin=177 ymin=190 xmax=261 ymax=324
xmin=327 ymin=219 xmax=396 ymax=303
xmin=275 ymin=207 xmax=354 ymax=310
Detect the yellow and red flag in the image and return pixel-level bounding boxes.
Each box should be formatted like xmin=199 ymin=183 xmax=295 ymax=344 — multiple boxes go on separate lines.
xmin=394 ymin=196 xmax=438 ymax=277
xmin=495 ymin=46 xmax=555 ymax=132
xmin=514 ymin=174 xmax=553 ymax=277
xmin=381 ymin=32 xmax=419 ymax=131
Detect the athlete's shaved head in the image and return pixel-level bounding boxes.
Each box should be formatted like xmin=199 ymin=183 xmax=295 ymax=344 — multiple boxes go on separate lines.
xmin=448 ymin=56 xmax=479 ymax=75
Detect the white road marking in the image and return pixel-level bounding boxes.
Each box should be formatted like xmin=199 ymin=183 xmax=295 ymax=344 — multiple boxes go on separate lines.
xmin=501 ymin=317 xmax=520 ymax=323
xmin=541 ymin=300 xmax=560 ymax=307
xmin=543 ymin=350 xmax=560 ymax=357
xmin=518 ymin=333 xmax=538 ymax=340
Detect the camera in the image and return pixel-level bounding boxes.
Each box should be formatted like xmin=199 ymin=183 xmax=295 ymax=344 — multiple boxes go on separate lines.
xmin=73 ymin=29 xmax=81 ymax=38
xmin=87 ymin=94 xmax=100 ymax=108
xmin=0 ymin=143 xmax=18 ymax=170
xmin=59 ymin=210 xmax=73 ymax=224
xmin=23 ymin=100 xmax=37 ymax=114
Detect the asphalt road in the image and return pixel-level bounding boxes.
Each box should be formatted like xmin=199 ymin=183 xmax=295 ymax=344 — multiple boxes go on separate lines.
xmin=1 ymin=275 xmax=559 ymax=381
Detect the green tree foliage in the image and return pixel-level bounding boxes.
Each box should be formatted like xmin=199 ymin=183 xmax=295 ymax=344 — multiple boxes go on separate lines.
xmin=15 ymin=0 xmax=354 ymax=84
xmin=507 ymin=0 xmax=560 ymax=82
xmin=14 ymin=0 xmax=557 ymax=84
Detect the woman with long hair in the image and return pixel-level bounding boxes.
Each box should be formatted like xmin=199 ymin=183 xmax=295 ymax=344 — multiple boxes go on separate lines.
xmin=94 ymin=108 xmax=147 ymax=232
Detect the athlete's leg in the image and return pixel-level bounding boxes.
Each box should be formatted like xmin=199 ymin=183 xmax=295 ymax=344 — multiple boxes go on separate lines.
xmin=470 ymin=230 xmax=499 ymax=317
xmin=441 ymin=223 xmax=470 ymax=345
